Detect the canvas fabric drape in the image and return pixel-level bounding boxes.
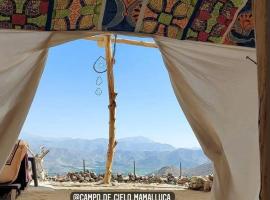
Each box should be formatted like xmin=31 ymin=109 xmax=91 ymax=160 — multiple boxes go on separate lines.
xmin=0 ymin=30 xmax=99 ymax=172
xmin=0 ymin=31 xmax=260 ymax=200
xmin=155 ymin=37 xmax=260 ymax=200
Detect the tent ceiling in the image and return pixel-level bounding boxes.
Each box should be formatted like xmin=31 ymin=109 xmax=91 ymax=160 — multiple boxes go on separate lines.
xmin=0 ymin=0 xmax=254 ymax=48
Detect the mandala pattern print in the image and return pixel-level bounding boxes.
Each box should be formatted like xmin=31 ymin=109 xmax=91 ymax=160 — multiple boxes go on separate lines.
xmin=223 ymin=0 xmax=254 ymax=47
xmin=51 ymin=0 xmax=103 ymax=31
xmin=184 ymin=0 xmax=246 ymax=43
xmin=139 ymin=0 xmax=198 ymax=39
xmin=0 ymin=0 xmax=255 ymax=48
xmin=0 ymin=0 xmax=49 ymax=30
xmin=102 ymin=0 xmax=143 ymax=31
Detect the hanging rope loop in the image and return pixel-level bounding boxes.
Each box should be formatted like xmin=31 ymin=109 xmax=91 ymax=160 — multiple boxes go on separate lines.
xmin=92 ymin=34 xmax=118 ymax=96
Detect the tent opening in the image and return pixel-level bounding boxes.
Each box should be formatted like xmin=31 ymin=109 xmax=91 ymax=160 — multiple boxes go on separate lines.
xmin=19 ymin=35 xmax=210 ymax=179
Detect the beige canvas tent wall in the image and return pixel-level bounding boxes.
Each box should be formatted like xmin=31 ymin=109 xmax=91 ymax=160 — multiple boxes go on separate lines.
xmin=0 ymin=0 xmax=269 ymax=199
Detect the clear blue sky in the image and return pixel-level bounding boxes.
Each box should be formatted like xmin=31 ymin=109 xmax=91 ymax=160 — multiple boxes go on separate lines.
xmin=21 ymin=36 xmax=200 ymax=148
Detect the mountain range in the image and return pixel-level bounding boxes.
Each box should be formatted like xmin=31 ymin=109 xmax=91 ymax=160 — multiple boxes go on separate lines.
xmin=21 ymin=134 xmax=210 ymax=175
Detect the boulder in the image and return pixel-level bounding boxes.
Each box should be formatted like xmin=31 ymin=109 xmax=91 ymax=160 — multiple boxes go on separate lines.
xmin=123 ymin=176 xmax=129 ymax=183
xmin=70 ymin=175 xmax=78 ymax=182
xmin=208 ymin=174 xmax=214 ymax=181
xmin=116 ymin=174 xmax=124 ymax=182
xmin=90 ymin=172 xmax=97 ymax=179
xmin=178 ymin=177 xmax=189 ymax=185
xmin=203 ymin=180 xmax=212 ymax=192
xmin=189 ymin=176 xmax=206 ymax=190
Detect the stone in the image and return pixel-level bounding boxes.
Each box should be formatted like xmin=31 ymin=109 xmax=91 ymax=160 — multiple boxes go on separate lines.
xmin=178 ymin=177 xmax=189 ymax=185
xmin=117 ymin=174 xmax=124 ymax=182
xmin=189 ymin=176 xmax=206 ymax=190
xmin=203 ymin=180 xmax=212 ymax=192
xmin=208 ymin=174 xmax=214 ymax=181
xmin=90 ymin=172 xmax=97 ymax=179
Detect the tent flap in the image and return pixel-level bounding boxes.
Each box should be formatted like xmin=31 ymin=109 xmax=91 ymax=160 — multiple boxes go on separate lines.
xmin=0 ymin=31 xmax=99 ymax=172
xmin=155 ymin=37 xmax=260 ymax=200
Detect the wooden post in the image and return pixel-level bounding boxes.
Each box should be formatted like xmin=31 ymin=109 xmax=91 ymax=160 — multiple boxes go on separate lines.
xmin=134 ymin=160 xmax=136 ymax=176
xmin=255 ymin=1 xmax=270 ymax=200
xmin=103 ymin=35 xmax=117 ymax=184
xmin=179 ymin=161 xmax=182 ymax=178
xmin=83 ymin=160 xmax=86 ymax=173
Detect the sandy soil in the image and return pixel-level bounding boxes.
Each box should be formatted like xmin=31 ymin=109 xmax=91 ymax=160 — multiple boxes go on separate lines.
xmin=18 ymin=182 xmax=211 ymax=200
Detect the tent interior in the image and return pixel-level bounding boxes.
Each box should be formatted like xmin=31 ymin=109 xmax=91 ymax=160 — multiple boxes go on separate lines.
xmin=0 ymin=0 xmax=268 ymax=199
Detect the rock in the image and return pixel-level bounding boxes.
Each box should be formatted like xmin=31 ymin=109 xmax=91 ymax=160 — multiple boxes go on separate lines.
xmin=90 ymin=172 xmax=97 ymax=179
xmin=90 ymin=178 xmax=95 ymax=182
xmin=96 ymin=175 xmax=103 ymax=181
xmin=148 ymin=175 xmax=156 ymax=183
xmin=189 ymin=176 xmax=206 ymax=190
xmin=71 ymin=175 xmax=77 ymax=182
xmin=203 ymin=180 xmax=211 ymax=192
xmin=123 ymin=176 xmax=129 ymax=182
xmin=117 ymin=174 xmax=123 ymax=182
xmin=208 ymin=174 xmax=214 ymax=181
xmin=167 ymin=173 xmax=176 ymax=184
xmin=128 ymin=174 xmax=136 ymax=182
xmin=178 ymin=177 xmax=189 ymax=185
xmin=160 ymin=177 xmax=167 ymax=184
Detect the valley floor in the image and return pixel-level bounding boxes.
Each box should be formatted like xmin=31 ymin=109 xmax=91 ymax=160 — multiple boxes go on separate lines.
xmin=18 ymin=182 xmax=211 ymax=200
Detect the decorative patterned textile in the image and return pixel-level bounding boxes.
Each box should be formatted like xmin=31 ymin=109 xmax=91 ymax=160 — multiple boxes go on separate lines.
xmin=184 ymin=0 xmax=247 ymax=43
xmin=0 ymin=0 xmax=49 ymax=30
xmin=102 ymin=0 xmax=143 ymax=31
xmin=223 ymin=0 xmax=254 ymax=47
xmin=51 ymin=0 xmax=103 ymax=30
xmin=0 ymin=0 xmax=255 ymax=47
xmin=139 ymin=0 xmax=198 ymax=39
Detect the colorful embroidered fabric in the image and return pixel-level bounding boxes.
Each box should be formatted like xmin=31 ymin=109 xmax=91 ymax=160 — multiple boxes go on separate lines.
xmin=139 ymin=0 xmax=198 ymax=39
xmin=223 ymin=0 xmax=254 ymax=47
xmin=0 ymin=0 xmax=255 ymax=47
xmin=0 ymin=0 xmax=49 ymax=30
xmin=102 ymin=0 xmax=143 ymax=31
xmin=51 ymin=0 xmax=102 ymax=30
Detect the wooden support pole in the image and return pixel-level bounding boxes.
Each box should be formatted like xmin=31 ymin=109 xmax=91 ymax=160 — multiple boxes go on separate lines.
xmin=85 ymin=36 xmax=158 ymax=49
xmin=103 ymin=35 xmax=117 ymax=184
xmin=255 ymin=1 xmax=270 ymax=200
xmin=134 ymin=160 xmax=136 ymax=176
xmin=83 ymin=160 xmax=86 ymax=173
xmin=179 ymin=161 xmax=182 ymax=178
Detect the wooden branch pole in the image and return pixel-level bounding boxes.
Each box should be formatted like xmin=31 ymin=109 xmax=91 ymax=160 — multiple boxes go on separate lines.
xmin=133 ymin=160 xmax=136 ymax=176
xmin=255 ymin=1 xmax=270 ymax=199
xmin=86 ymin=36 xmax=158 ymax=48
xmin=103 ymin=35 xmax=117 ymax=184
xmin=179 ymin=161 xmax=182 ymax=178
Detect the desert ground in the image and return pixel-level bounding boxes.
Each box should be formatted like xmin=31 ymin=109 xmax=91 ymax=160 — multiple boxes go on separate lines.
xmin=18 ymin=182 xmax=211 ymax=200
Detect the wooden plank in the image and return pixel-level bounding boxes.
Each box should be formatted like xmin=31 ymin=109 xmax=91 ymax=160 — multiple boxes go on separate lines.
xmin=255 ymin=1 xmax=270 ymax=200
xmin=103 ymin=35 xmax=117 ymax=184
xmin=85 ymin=36 xmax=158 ymax=48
